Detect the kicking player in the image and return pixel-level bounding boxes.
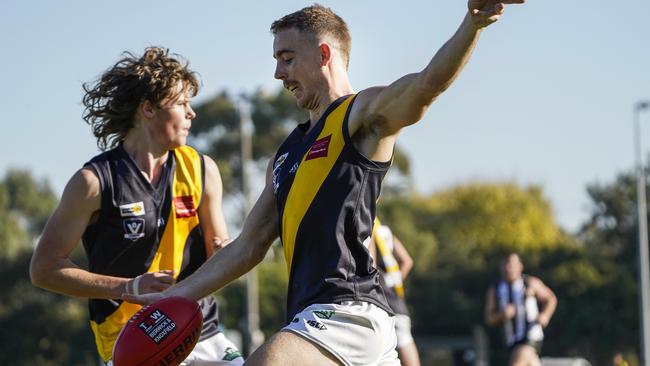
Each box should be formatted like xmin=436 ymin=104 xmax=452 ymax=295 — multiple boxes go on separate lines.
xmin=126 ymin=2 xmax=526 ymax=365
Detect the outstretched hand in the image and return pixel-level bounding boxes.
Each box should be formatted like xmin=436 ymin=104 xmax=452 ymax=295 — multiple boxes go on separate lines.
xmin=468 ymin=0 xmax=525 ymax=29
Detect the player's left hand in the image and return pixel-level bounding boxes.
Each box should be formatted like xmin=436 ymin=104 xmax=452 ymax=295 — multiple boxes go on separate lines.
xmin=468 ymin=0 xmax=525 ymax=29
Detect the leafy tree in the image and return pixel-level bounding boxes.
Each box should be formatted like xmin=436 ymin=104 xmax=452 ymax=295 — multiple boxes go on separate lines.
xmin=0 ymin=170 xmax=96 ymax=365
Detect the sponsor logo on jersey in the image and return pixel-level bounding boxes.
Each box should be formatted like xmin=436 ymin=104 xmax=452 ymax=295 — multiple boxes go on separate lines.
xmin=173 ymin=196 xmax=196 ymax=218
xmin=305 ymin=135 xmax=331 ymax=161
xmin=289 ymin=162 xmax=298 ymax=174
xmin=313 ymin=310 xmax=335 ymax=320
xmin=119 ymin=201 xmax=145 ymax=217
xmin=123 ymin=218 xmax=145 ymax=241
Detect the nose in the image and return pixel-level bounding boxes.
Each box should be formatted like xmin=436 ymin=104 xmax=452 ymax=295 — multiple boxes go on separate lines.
xmin=186 ymin=104 xmax=196 ymax=120
xmin=274 ymin=61 xmax=286 ymax=80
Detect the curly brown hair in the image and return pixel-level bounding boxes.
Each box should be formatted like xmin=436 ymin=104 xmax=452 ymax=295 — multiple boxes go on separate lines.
xmin=82 ymin=47 xmax=200 ymax=150
xmin=270 ymin=4 xmax=351 ymax=69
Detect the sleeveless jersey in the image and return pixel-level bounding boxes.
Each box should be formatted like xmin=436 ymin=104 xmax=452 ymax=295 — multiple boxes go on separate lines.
xmin=494 ymin=276 xmax=544 ymax=346
xmin=372 ymin=221 xmax=409 ymax=315
xmin=272 ymin=94 xmax=393 ymax=322
xmin=82 ymin=144 xmax=219 ymax=362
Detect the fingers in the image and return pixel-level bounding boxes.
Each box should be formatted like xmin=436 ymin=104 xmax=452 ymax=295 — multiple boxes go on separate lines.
xmin=122 ymin=293 xmax=155 ymax=305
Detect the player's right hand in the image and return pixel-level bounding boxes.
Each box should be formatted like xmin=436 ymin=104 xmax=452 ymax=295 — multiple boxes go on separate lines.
xmin=126 ymin=270 xmax=176 ymax=295
xmin=122 ymin=291 xmax=166 ymax=305
xmin=503 ymin=304 xmax=516 ymax=319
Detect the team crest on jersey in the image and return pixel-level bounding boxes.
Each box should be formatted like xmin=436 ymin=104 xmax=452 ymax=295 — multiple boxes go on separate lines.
xmin=119 ymin=201 xmax=145 ymax=217
xmin=272 ymin=152 xmax=289 ymax=193
xmin=123 ymin=218 xmax=145 ymax=241
xmin=173 ymin=196 xmax=196 ymax=218
xmin=305 ymin=135 xmax=331 ymax=161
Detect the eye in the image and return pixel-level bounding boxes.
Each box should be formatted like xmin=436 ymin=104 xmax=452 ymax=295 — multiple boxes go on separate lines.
xmin=283 ymin=58 xmax=293 ymax=65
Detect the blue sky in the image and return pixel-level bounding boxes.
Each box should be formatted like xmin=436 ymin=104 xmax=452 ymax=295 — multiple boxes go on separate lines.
xmin=2 ymin=0 xmax=649 ymax=232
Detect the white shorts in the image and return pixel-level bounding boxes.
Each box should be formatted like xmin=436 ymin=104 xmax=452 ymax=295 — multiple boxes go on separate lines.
xmin=105 ymin=332 xmax=243 ymax=366
xmin=283 ymin=301 xmax=400 ymax=366
xmin=393 ymin=314 xmax=414 ymax=348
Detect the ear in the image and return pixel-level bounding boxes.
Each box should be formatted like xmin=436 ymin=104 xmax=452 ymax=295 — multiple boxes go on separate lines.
xmin=319 ymin=42 xmax=332 ymax=67
xmin=139 ymin=100 xmax=156 ymax=119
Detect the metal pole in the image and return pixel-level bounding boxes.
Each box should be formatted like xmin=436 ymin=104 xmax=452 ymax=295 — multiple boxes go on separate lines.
xmin=239 ymin=99 xmax=264 ymax=356
xmin=634 ymin=100 xmax=650 ymax=365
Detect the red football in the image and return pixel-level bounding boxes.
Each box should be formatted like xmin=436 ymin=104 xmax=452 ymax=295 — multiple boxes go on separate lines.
xmin=113 ymin=296 xmax=203 ymax=366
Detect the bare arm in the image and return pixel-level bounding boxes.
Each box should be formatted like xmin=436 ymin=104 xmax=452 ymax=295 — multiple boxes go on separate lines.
xmin=29 ymin=168 xmax=129 ymax=299
xmin=198 ymin=155 xmax=230 ymax=257
xmin=349 ymin=1 xmax=525 ymax=161
xmin=29 ymin=168 xmax=175 ymax=299
xmin=391 ymin=235 xmax=413 ymax=280
xmin=530 ymin=276 xmax=557 ymax=327
xmin=124 ymin=160 xmax=280 ymax=304
xmin=484 ymin=285 xmax=516 ymax=326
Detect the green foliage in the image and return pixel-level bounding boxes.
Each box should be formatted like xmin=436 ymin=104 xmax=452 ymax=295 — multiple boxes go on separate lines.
xmin=0 ymin=170 xmax=96 ymax=365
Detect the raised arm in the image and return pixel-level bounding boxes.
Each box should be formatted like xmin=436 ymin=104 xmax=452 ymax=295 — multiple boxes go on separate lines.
xmin=349 ymin=1 xmax=525 ymax=160
xmin=124 ymin=159 xmax=280 ymax=304
xmin=198 ymin=155 xmax=230 ymax=256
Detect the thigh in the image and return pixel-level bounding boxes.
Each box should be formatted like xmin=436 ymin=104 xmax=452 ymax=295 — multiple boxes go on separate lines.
xmin=509 ymin=344 xmax=540 ymax=366
xmin=244 ymin=330 xmax=341 ymax=366
xmin=181 ymin=332 xmax=244 ymax=366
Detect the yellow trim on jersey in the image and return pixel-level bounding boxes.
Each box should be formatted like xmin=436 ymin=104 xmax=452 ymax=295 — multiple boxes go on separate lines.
xmin=373 ymin=218 xmax=405 ymax=298
xmin=150 ymin=146 xmax=202 ymax=274
xmin=281 ymin=96 xmax=354 ymax=273
xmin=91 ymin=146 xmax=203 ymax=362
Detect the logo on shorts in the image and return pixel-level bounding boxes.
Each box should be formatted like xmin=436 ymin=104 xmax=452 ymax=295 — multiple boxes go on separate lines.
xmin=119 ymin=201 xmax=145 ymax=217
xmin=173 ymin=196 xmax=196 ymax=218
xmin=222 ymin=347 xmax=242 ymax=361
xmin=313 ymin=310 xmax=335 ymax=320
xmin=306 ymin=319 xmax=327 ymax=330
xmin=138 ymin=309 xmax=176 ymax=344
xmin=123 ymin=218 xmax=145 ymax=241
xmin=305 ymin=135 xmax=332 ymax=161
xmin=291 ymin=317 xmax=299 ymax=323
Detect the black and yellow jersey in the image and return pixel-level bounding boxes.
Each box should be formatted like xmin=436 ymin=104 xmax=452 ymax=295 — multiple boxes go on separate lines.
xmin=82 ymin=144 xmax=219 ymax=362
xmin=272 ymin=94 xmax=393 ymax=321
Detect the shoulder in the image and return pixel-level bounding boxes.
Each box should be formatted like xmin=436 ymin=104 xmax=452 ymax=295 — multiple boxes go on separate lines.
xmin=348 ymin=87 xmax=385 ymax=135
xmin=60 ymin=168 xmax=101 ymax=212
xmin=201 ymin=155 xmax=223 ymax=194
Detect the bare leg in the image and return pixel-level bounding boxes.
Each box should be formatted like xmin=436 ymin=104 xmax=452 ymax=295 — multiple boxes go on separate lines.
xmin=508 ymin=344 xmax=541 ymax=366
xmin=397 ymin=342 xmax=420 ymax=366
xmin=244 ymin=330 xmax=342 ymax=366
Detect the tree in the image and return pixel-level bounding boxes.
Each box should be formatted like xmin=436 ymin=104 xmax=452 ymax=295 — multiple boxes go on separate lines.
xmin=0 ymin=169 xmax=96 ymax=365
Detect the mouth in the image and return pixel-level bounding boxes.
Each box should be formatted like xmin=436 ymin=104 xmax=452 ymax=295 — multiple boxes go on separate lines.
xmin=284 ymin=82 xmax=299 ymax=94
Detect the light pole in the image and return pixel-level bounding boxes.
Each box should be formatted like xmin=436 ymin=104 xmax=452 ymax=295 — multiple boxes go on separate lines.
xmin=239 ymin=99 xmax=264 ymax=356
xmin=634 ymin=100 xmax=650 ymax=365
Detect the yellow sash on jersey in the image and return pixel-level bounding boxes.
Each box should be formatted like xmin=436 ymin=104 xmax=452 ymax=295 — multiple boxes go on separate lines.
xmin=91 ymin=146 xmax=203 ymax=362
xmin=281 ymin=96 xmax=355 ymax=273
xmin=373 ymin=217 xmax=404 ymax=298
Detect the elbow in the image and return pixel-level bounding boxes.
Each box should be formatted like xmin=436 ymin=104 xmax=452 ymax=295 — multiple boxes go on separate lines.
xmin=29 ymin=257 xmax=48 ymax=289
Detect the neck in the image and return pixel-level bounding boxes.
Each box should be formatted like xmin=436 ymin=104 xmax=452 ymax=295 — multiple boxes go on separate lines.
xmin=122 ymin=130 xmax=169 ymax=184
xmin=307 ymin=70 xmax=354 ymax=130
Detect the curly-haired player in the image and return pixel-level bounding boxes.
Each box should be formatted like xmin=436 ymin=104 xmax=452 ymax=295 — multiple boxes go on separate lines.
xmin=30 ymin=47 xmax=243 ymax=366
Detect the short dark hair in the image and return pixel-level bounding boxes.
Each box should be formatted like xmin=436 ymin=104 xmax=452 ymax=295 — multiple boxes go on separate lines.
xmin=82 ymin=46 xmax=200 ymax=150
xmin=271 ymin=4 xmax=351 ymax=69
